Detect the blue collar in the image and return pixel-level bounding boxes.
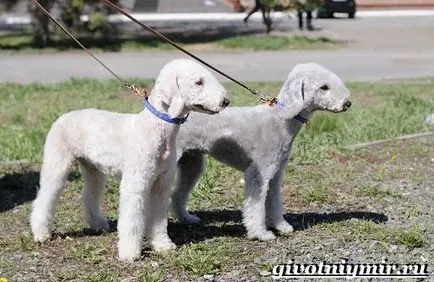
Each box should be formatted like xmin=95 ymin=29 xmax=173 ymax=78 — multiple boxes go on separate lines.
xmin=143 ymin=99 xmax=189 ymax=124
xmin=275 ymin=101 xmax=309 ymax=124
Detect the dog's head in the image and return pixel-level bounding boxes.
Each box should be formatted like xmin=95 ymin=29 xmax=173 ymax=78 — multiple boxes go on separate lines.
xmin=277 ymin=63 xmax=351 ymax=114
xmin=155 ymin=59 xmax=229 ymax=114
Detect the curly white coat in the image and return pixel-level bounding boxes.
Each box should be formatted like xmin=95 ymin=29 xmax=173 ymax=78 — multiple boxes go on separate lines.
xmin=30 ymin=58 xmax=229 ymax=262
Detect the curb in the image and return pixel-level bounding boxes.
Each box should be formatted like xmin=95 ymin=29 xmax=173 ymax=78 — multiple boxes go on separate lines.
xmin=355 ymin=9 xmax=434 ymax=16
xmin=358 ymin=3 xmax=434 ymax=10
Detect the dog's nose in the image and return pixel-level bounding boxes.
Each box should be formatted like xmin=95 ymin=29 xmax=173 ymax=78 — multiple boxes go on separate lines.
xmin=221 ymin=97 xmax=230 ymax=107
xmin=344 ymin=101 xmax=352 ymax=109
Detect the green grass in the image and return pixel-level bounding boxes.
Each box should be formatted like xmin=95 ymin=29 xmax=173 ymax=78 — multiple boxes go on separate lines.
xmin=357 ymin=185 xmax=401 ymax=199
xmin=323 ymin=220 xmax=428 ymax=249
xmin=397 ymin=227 xmax=427 ymax=249
xmin=2 ymin=78 xmax=432 ymax=163
xmin=165 ymin=239 xmax=239 ymax=275
xmin=298 ymin=186 xmax=329 ymax=204
xmin=18 ymin=232 xmax=39 ymax=252
xmin=0 ymin=78 xmax=433 ymax=280
xmin=0 ymin=34 xmax=171 ymax=53
xmin=67 ymin=242 xmax=107 ymax=264
xmin=218 ymin=35 xmax=341 ymax=50
xmin=0 ymin=34 xmax=342 ymax=53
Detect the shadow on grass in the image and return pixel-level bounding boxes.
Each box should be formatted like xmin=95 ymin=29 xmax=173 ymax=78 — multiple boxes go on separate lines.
xmin=52 ymin=209 xmax=387 ymax=247
xmin=0 ymin=35 xmax=161 ymax=52
xmin=0 ymin=28 xmax=263 ymax=52
xmin=52 ymin=220 xmax=119 ymax=240
xmin=283 ymin=211 xmax=388 ymax=230
xmin=170 ymin=209 xmax=388 ymax=246
xmin=0 ymin=167 xmax=81 ymax=212
xmin=0 ymin=168 xmax=39 ymax=212
xmin=187 ymin=209 xmax=388 ymax=230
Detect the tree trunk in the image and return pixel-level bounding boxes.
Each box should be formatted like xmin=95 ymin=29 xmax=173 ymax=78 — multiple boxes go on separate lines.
xmin=28 ymin=0 xmax=56 ymax=47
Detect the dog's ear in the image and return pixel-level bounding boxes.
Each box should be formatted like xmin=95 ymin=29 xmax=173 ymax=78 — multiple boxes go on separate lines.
xmin=156 ymin=74 xmax=180 ymax=104
xmin=156 ymin=74 xmax=185 ymax=116
xmin=297 ymin=76 xmax=318 ymax=104
xmin=300 ymin=79 xmax=305 ymax=100
xmin=278 ymin=74 xmax=315 ymax=107
xmin=291 ymin=76 xmax=309 ymax=105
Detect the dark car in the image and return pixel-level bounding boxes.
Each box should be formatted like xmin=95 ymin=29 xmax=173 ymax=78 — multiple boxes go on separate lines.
xmin=317 ymin=0 xmax=357 ymax=18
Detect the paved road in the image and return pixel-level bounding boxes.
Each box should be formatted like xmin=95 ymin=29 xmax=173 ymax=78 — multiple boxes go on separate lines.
xmin=1 ymin=15 xmax=434 ymax=83
xmin=2 ymin=49 xmax=434 ymax=83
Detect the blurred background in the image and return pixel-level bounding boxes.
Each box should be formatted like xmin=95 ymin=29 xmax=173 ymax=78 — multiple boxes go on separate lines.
xmin=1 ymin=0 xmax=433 ymax=47
xmin=1 ymin=0 xmax=434 ymax=83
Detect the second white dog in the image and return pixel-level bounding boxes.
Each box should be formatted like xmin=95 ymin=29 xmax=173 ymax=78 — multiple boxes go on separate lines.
xmin=30 ymin=58 xmax=229 ymax=262
xmin=172 ymin=63 xmax=351 ymax=241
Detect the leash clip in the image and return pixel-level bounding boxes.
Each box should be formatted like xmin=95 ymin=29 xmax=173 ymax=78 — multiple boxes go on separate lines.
xmin=251 ymin=88 xmax=278 ymax=106
xmin=128 ymin=84 xmax=150 ymax=100
xmin=260 ymin=95 xmax=278 ymax=106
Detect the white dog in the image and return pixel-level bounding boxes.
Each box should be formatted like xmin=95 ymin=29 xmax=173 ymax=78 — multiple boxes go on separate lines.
xmin=172 ymin=63 xmax=351 ymax=241
xmin=30 ymin=58 xmax=230 ymax=262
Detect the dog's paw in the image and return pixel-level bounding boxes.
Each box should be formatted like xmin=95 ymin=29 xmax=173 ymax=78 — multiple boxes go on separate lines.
xmin=181 ymin=213 xmax=201 ymax=224
xmin=248 ymin=230 xmax=276 ymax=241
xmin=118 ymin=250 xmax=141 ymax=263
xmin=33 ymin=232 xmax=51 ymax=243
xmin=275 ymin=221 xmax=294 ymax=234
xmin=118 ymin=235 xmax=142 ymax=262
xmin=32 ymin=227 xmax=52 ymax=242
xmin=89 ymin=216 xmax=110 ymax=232
xmin=118 ymin=241 xmax=141 ymax=262
xmin=152 ymin=239 xmax=177 ymax=253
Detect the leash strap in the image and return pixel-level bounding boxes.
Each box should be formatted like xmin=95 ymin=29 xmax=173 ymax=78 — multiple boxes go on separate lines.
xmin=101 ymin=0 xmax=269 ymax=101
xmin=31 ymin=0 xmax=149 ymax=100
xmin=33 ymin=0 xmax=277 ymax=105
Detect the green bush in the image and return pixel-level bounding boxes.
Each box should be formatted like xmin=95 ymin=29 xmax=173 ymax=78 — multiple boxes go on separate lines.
xmin=22 ymin=0 xmax=121 ymax=46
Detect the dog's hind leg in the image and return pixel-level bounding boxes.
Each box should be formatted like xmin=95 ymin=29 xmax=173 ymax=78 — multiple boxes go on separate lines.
xmin=265 ymin=168 xmax=293 ymax=234
xmin=79 ymin=160 xmax=109 ymax=232
xmin=243 ymin=166 xmax=276 ymax=241
xmin=30 ymin=133 xmax=73 ymax=242
xmin=171 ymin=152 xmax=205 ymax=224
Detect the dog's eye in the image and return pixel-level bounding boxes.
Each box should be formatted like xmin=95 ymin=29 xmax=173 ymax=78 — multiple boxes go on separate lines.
xmin=320 ymin=84 xmax=329 ymax=91
xmin=195 ymin=79 xmax=203 ymax=86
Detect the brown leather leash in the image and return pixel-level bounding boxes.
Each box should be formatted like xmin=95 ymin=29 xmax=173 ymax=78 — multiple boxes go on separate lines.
xmin=32 ymin=0 xmax=277 ymax=105
xmin=100 ymin=0 xmax=276 ymax=104
xmin=32 ymin=0 xmax=149 ymax=100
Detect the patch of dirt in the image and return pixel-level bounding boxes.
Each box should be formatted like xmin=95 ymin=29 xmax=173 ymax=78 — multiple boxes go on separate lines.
xmin=352 ymin=92 xmax=380 ymax=107
xmin=0 ymin=114 xmax=12 ymax=125
xmin=0 ymin=136 xmax=433 ymax=281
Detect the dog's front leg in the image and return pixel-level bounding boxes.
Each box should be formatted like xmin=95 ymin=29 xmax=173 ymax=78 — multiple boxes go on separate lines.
xmin=117 ymin=170 xmax=153 ymax=262
xmin=243 ymin=166 xmax=276 ymax=241
xmin=146 ymin=172 xmax=176 ymax=252
xmin=265 ymin=169 xmax=294 ymax=234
